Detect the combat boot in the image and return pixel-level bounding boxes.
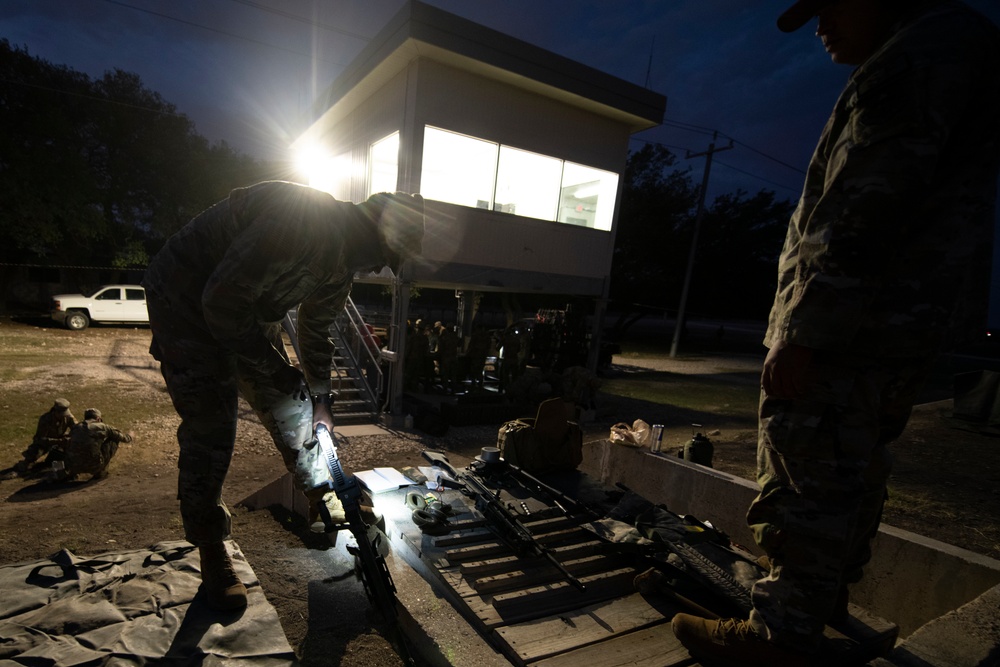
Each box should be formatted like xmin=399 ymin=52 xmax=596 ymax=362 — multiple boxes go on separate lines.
xmin=671 ymin=614 xmax=813 ymax=667
xmin=309 ymin=492 xmax=347 ymax=532
xmin=198 ymin=542 xmax=248 ymax=611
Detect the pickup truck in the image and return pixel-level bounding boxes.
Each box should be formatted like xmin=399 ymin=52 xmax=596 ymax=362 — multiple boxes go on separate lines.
xmin=50 ymin=285 xmax=149 ymax=330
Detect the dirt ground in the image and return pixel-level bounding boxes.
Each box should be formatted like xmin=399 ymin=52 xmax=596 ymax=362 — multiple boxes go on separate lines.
xmin=1 ymin=320 xmax=998 ymax=665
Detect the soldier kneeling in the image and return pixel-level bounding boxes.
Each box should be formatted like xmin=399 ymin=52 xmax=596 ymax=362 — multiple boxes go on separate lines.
xmin=54 ymin=408 xmax=133 ymax=482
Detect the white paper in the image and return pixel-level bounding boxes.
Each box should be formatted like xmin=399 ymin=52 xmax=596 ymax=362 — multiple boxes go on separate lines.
xmin=355 ymin=467 xmax=416 ymax=494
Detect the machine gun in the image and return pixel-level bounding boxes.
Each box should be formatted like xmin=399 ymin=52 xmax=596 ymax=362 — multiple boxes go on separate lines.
xmin=421 ymin=450 xmax=586 ymax=592
xmin=313 ymin=424 xmax=414 ymax=665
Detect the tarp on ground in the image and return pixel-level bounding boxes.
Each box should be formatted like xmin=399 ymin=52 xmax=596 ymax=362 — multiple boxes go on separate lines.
xmin=0 ymin=540 xmax=295 ymax=666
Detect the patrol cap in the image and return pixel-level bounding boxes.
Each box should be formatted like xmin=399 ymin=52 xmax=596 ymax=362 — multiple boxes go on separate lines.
xmin=777 ymin=0 xmax=837 ymax=32
xmin=52 ymin=398 xmax=70 ymax=412
xmin=376 ymin=192 xmax=425 ymax=273
xmin=84 ymin=408 xmax=101 ymax=420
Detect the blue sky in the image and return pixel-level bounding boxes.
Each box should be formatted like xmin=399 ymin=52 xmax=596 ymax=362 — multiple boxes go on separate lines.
xmin=6 ymin=0 xmax=996 ymax=198
xmin=4 ymin=0 xmax=1000 ymax=320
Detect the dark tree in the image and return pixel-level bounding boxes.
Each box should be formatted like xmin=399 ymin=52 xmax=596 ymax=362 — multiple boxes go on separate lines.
xmin=690 ymin=189 xmax=793 ymax=318
xmin=608 ymin=143 xmax=795 ymax=341
xmin=0 ymin=39 xmax=276 ymax=271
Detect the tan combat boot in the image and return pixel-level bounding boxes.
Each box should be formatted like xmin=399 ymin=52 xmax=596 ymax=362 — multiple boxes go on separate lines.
xmin=671 ymin=614 xmax=813 ymax=667
xmin=198 ymin=542 xmax=248 ymax=611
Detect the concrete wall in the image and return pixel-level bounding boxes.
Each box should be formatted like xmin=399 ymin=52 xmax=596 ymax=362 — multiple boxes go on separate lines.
xmin=579 ymin=439 xmax=1000 ymax=638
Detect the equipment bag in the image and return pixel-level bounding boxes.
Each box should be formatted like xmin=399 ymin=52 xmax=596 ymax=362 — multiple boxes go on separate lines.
xmin=498 ymin=400 xmax=583 ymax=474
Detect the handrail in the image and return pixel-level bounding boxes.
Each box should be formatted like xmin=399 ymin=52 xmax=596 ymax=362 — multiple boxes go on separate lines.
xmin=334 ymin=298 xmax=384 ymax=415
xmin=281 ymin=296 xmax=384 ymax=421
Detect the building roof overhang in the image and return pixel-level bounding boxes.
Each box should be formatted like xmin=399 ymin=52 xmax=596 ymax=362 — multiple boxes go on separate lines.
xmin=306 ymin=1 xmax=667 ymax=140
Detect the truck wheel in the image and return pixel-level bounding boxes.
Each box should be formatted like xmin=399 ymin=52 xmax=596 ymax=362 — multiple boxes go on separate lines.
xmin=65 ymin=311 xmax=90 ymax=330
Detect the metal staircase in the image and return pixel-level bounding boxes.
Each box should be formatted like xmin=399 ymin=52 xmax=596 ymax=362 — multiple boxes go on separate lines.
xmin=282 ymin=297 xmax=385 ymax=425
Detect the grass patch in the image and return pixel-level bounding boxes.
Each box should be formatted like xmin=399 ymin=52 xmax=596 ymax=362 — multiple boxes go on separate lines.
xmin=601 ymin=376 xmax=759 ymax=418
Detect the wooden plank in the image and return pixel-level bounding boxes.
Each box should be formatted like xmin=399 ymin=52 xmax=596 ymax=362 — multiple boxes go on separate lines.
xmin=492 ymin=567 xmax=641 ymax=624
xmin=472 ymin=554 xmax=631 ymax=594
xmin=460 ymin=541 xmax=605 ymax=578
xmin=437 ymin=565 xmax=504 ymax=628
xmin=443 ymin=526 xmax=595 ymax=564
xmin=446 ymin=540 xmax=510 ymax=563
xmin=433 ymin=529 xmax=495 ymax=548
xmin=529 ymin=625 xmax=695 ymax=667
xmin=494 ymin=593 xmax=684 ymax=663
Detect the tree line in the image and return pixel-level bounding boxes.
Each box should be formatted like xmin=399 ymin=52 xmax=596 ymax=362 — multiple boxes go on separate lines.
xmin=0 ymin=39 xmax=278 ymax=271
xmin=1 ymin=39 xmax=793 ymax=323
xmin=610 ymin=144 xmax=793 ymax=325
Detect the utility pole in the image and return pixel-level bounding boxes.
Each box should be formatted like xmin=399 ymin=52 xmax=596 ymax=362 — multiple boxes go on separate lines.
xmin=669 ymin=131 xmax=733 ymax=358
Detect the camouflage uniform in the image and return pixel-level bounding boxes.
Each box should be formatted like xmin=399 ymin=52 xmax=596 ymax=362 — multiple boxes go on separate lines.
xmin=748 ymin=2 xmax=1000 ymax=650
xmin=20 ymin=399 xmax=77 ymax=466
xmin=142 ymin=182 xmax=422 ymax=546
xmin=64 ymin=409 xmax=132 ymax=479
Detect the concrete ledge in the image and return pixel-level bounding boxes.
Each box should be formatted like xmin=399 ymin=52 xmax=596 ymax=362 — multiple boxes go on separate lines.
xmin=871 ymin=583 xmax=1000 ymax=667
xmin=579 ymin=439 xmax=1000 ymax=638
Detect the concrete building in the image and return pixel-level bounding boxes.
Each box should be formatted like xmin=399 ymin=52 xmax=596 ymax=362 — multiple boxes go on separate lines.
xmin=293 ymin=0 xmax=666 ymax=417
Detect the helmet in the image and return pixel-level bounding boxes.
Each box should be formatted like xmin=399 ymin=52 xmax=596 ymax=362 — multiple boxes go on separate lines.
xmin=84 ymin=408 xmax=102 ymax=420
xmin=376 ymin=192 xmax=425 ymax=273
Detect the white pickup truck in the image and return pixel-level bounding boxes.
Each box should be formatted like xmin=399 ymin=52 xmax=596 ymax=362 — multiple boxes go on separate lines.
xmin=50 ymin=285 xmax=149 ymax=330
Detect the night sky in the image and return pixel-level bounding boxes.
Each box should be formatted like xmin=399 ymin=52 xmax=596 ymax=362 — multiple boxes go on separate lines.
xmin=4 ymin=0 xmax=1000 ymax=318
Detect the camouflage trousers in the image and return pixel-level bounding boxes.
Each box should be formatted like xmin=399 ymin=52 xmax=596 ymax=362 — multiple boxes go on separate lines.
xmin=146 ymin=291 xmax=330 ymax=547
xmin=66 ymin=440 xmax=119 ymax=477
xmin=747 ymin=351 xmax=934 ymax=650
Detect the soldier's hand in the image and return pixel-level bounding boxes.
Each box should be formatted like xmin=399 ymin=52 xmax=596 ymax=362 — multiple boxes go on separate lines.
xmin=761 ymin=340 xmax=814 ymax=399
xmin=272 ymin=365 xmax=307 ymax=399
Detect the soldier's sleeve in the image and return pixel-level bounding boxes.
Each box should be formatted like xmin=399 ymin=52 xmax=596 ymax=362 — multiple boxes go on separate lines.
xmin=109 ymin=427 xmax=133 ymax=444
xmin=297 ymin=278 xmax=352 ymax=395
xmin=200 ymin=214 xmax=316 ymax=378
xmin=774 ymin=46 xmax=986 ymax=351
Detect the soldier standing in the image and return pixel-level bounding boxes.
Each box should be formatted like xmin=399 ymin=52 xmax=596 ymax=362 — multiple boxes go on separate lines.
xmin=60 ymin=408 xmax=133 ymax=481
xmin=142 ymin=181 xmax=424 ymax=611
xmin=435 ymin=322 xmax=459 ymax=393
xmin=12 ymin=398 xmax=77 ymax=475
xmin=672 ymin=1 xmax=1000 ymax=665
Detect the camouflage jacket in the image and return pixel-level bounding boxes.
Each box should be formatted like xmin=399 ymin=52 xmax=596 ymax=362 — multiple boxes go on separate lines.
xmin=66 ymin=420 xmax=132 ymax=472
xmin=765 ymin=2 xmax=1000 ymax=358
xmin=144 ymin=182 xmax=386 ymax=394
xmin=32 ymin=410 xmax=76 ymax=447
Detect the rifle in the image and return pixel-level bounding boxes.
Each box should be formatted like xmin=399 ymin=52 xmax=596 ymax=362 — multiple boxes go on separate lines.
xmin=485 ymin=460 xmax=753 ymax=616
xmin=313 ymin=424 xmax=415 ymax=665
xmin=421 ymin=450 xmax=586 ymax=592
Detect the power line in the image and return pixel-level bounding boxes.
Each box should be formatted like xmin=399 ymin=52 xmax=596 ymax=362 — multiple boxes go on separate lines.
xmin=714 ymin=159 xmax=801 ymax=195
xmin=631 ymin=136 xmax=801 ymax=194
xmin=729 ymin=138 xmax=807 ymax=176
xmin=97 ymin=0 xmax=351 ymax=66
xmin=648 ymin=118 xmax=809 ymax=177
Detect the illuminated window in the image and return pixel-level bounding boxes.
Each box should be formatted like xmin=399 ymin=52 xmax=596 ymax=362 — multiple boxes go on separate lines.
xmin=419 ymin=125 xmax=618 ymax=230
xmin=370 ymin=132 xmax=400 ymax=194
xmin=495 ymin=146 xmax=561 ymax=218
xmin=421 ymin=127 xmax=498 ymax=208
xmin=558 ymin=162 xmax=619 ymax=231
